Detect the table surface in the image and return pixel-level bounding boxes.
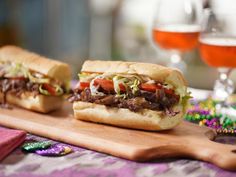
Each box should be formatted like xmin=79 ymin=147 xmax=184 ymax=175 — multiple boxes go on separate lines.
xmin=1 ymin=88 xmax=236 ymax=177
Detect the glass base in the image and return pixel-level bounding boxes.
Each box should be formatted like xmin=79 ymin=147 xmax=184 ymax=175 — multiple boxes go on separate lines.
xmin=212 ymin=68 xmax=234 ymax=101
xmin=212 ymin=79 xmax=234 ymax=101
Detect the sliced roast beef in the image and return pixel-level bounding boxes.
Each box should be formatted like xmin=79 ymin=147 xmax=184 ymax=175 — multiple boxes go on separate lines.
xmin=118 ymin=97 xmax=150 ymax=112
xmin=0 ymin=78 xmax=40 ymax=105
xmin=68 ymin=88 xmax=180 ymax=114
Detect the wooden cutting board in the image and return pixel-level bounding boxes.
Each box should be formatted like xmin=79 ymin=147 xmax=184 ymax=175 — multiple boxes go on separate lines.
xmin=0 ymin=103 xmax=236 ymax=171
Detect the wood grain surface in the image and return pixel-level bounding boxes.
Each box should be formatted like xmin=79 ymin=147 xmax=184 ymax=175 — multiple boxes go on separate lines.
xmin=0 ymin=103 xmax=236 ymax=171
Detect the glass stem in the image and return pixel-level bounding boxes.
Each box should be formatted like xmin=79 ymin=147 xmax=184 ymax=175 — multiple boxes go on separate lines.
xmin=170 ymin=52 xmax=182 ymax=64
xmin=213 ymin=68 xmax=234 ymax=101
xmin=168 ymin=51 xmax=186 ymax=73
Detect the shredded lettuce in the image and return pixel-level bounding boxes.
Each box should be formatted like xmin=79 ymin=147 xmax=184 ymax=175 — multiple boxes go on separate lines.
xmin=4 ymin=63 xmax=50 ymax=83
xmin=113 ymin=76 xmax=127 ymax=94
xmin=27 ymin=71 xmax=50 ymax=84
xmin=113 ymin=76 xmax=129 ymax=98
xmin=181 ymin=92 xmax=192 ymax=108
xmin=39 ymin=84 xmax=64 ymax=96
xmin=130 ymin=79 xmax=140 ymax=94
xmin=5 ymin=63 xmax=26 ymax=77
xmin=54 ymin=85 xmax=64 ymax=96
xmin=39 ymin=85 xmax=50 ymax=96
xmin=113 ymin=75 xmax=141 ymax=98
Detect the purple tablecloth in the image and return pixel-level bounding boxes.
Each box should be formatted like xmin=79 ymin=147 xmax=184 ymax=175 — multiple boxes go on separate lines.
xmin=0 ymin=129 xmax=236 ymax=177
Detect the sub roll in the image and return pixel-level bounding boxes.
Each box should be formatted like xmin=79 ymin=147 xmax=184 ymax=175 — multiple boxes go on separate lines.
xmin=0 ymin=45 xmax=71 ymax=113
xmin=69 ymin=60 xmax=190 ymax=131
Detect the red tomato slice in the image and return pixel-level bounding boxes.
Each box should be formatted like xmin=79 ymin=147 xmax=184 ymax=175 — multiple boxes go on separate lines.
xmin=140 ymin=83 xmax=162 ymax=92
xmin=164 ymin=88 xmax=179 ymax=100
xmin=78 ymin=82 xmax=90 ymax=90
xmin=119 ymin=83 xmax=126 ymax=92
xmin=94 ymin=79 xmax=126 ymax=92
xmin=42 ymin=83 xmax=56 ymax=96
xmin=140 ymin=83 xmax=178 ymax=97
xmin=94 ymin=79 xmax=114 ymax=91
xmin=164 ymin=88 xmax=174 ymax=95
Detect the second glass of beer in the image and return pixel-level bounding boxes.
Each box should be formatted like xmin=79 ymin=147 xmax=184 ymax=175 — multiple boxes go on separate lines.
xmin=199 ymin=9 xmax=236 ymax=102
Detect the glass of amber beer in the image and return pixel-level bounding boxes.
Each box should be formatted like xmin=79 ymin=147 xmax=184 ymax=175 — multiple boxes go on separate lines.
xmin=199 ymin=9 xmax=236 ymax=101
xmin=152 ymin=0 xmax=202 ymax=71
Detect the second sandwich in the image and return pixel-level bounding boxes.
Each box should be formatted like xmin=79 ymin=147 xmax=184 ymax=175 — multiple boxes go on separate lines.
xmin=0 ymin=45 xmax=71 ymax=113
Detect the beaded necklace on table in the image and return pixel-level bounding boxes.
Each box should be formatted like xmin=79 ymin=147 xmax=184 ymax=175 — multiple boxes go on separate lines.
xmin=185 ymin=99 xmax=236 ymax=135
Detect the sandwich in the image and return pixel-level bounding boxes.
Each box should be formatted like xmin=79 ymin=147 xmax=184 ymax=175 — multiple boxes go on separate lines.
xmin=69 ymin=60 xmax=190 ymax=130
xmin=0 ymin=45 xmax=71 ymax=113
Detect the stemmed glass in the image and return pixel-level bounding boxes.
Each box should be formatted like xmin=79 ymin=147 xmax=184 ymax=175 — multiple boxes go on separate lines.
xmin=199 ymin=9 xmax=236 ymax=104
xmin=152 ymin=0 xmax=202 ymax=72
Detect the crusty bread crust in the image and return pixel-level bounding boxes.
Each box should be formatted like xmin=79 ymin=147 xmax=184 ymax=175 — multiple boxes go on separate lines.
xmin=0 ymin=92 xmax=63 ymax=113
xmin=0 ymin=45 xmax=71 ymax=85
xmin=73 ymin=101 xmax=184 ymax=131
xmin=82 ymin=60 xmax=187 ymax=94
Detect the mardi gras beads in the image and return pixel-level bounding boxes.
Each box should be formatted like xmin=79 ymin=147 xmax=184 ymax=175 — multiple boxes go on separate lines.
xmin=22 ymin=141 xmax=52 ymax=152
xmin=185 ymin=98 xmax=236 ymax=135
xmin=36 ymin=144 xmax=73 ymax=156
xmin=222 ymin=117 xmax=234 ymax=128
xmin=22 ymin=140 xmax=73 ymax=156
xmin=216 ymin=128 xmax=236 ymax=135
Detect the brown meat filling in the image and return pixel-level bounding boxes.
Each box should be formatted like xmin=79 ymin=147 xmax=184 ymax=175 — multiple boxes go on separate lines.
xmin=68 ymin=88 xmax=180 ymax=116
xmin=0 ymin=78 xmax=40 ymax=107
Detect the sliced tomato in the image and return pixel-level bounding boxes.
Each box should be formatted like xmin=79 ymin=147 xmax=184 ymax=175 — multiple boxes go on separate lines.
xmin=118 ymin=83 xmax=126 ymax=92
xmin=94 ymin=79 xmax=126 ymax=92
xmin=140 ymin=83 xmax=177 ymax=97
xmin=42 ymin=83 xmax=56 ymax=96
xmin=164 ymin=88 xmax=174 ymax=95
xmin=78 ymin=82 xmax=90 ymax=90
xmin=94 ymin=79 xmax=114 ymax=91
xmin=78 ymin=79 xmax=177 ymax=98
xmin=140 ymin=83 xmax=162 ymax=92
xmin=164 ymin=88 xmax=179 ymax=100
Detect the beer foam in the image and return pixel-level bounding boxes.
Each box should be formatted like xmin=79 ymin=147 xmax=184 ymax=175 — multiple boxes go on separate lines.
xmin=200 ymin=37 xmax=236 ymax=46
xmin=156 ymin=24 xmax=201 ymax=33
